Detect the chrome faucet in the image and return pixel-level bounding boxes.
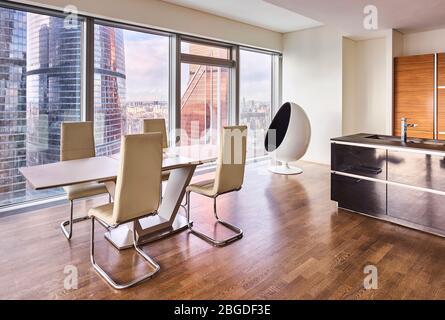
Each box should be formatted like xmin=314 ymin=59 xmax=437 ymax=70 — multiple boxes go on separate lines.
xmin=401 ymin=118 xmax=418 ymax=143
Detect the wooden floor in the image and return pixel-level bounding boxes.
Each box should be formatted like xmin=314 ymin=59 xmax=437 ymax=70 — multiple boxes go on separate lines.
xmin=1 ymin=160 xmax=444 ymax=300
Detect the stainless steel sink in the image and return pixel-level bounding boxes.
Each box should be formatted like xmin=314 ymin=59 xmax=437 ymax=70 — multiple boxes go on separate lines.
xmin=366 ymin=135 xmax=445 ymax=146
xmin=366 ymin=135 xmax=401 ymax=142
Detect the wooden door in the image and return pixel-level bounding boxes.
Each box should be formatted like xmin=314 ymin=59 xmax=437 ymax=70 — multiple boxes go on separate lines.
xmin=394 ymin=54 xmax=434 ymax=139
xmin=437 ymin=53 xmax=445 ymax=140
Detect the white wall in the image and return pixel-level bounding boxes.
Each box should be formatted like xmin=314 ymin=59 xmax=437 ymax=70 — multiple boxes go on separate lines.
xmin=18 ymin=0 xmax=282 ymax=51
xmin=403 ymin=28 xmax=445 ymax=56
xmin=342 ymin=37 xmax=388 ymax=136
xmin=342 ymin=38 xmax=356 ymax=135
xmin=282 ymin=26 xmax=343 ymax=164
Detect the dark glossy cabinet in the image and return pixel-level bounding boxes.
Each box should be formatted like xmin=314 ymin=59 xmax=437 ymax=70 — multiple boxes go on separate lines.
xmin=388 ymin=185 xmax=445 ymax=231
xmin=387 ymin=150 xmax=445 ymax=191
xmin=331 ymin=144 xmax=387 ymax=179
xmin=332 ymin=142 xmax=445 ymax=235
xmin=331 ymin=174 xmax=386 ymax=217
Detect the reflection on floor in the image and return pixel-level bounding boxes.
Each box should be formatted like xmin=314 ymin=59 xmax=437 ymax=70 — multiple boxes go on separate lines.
xmin=0 ymin=160 xmax=444 ymax=299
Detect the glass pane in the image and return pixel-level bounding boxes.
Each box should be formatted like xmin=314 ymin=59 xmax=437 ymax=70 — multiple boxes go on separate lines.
xmin=94 ymin=25 xmax=169 ymax=156
xmin=0 ymin=8 xmax=83 ymax=207
xmin=181 ymin=41 xmax=230 ymax=59
xmin=181 ymin=63 xmax=229 ymax=145
xmin=239 ymin=49 xmax=272 ymax=158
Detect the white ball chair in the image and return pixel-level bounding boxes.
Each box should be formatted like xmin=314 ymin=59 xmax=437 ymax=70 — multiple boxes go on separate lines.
xmin=264 ymin=102 xmax=311 ymax=175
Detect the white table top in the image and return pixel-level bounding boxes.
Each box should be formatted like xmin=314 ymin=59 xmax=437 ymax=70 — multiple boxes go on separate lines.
xmin=19 ymin=145 xmax=217 ymax=191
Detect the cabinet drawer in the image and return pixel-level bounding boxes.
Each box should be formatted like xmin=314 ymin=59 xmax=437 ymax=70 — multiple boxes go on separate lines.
xmin=388 ymin=185 xmax=445 ymax=232
xmin=331 ymin=174 xmax=386 ymax=216
xmin=331 ymin=144 xmax=386 ymax=179
xmin=387 ymin=150 xmax=445 ymax=191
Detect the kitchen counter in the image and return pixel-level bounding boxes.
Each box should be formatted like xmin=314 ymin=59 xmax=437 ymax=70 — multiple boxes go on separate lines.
xmin=332 ymin=133 xmax=445 ymax=155
xmin=331 ymin=133 xmax=445 ymax=238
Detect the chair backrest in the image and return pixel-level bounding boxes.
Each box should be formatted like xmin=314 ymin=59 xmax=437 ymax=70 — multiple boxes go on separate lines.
xmin=143 ymin=118 xmax=168 ymax=149
xmin=112 ymin=133 xmax=162 ymax=224
xmin=60 ymin=121 xmax=96 ymax=161
xmin=213 ymin=125 xmax=248 ymax=195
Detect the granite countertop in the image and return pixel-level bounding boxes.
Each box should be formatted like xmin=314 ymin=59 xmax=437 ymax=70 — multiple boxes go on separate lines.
xmin=331 ymin=133 xmax=445 ymax=154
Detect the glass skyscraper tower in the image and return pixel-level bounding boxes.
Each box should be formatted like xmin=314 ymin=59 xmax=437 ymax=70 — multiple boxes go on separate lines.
xmin=94 ymin=25 xmax=126 ymax=156
xmin=0 ymin=8 xmax=126 ymax=207
xmin=26 ymin=13 xmax=82 ymax=166
xmin=0 ymin=8 xmax=27 ymax=204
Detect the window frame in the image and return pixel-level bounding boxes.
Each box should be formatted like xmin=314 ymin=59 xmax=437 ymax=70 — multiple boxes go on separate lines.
xmin=0 ymin=0 xmax=282 ymax=212
xmin=238 ymin=47 xmax=282 ymax=159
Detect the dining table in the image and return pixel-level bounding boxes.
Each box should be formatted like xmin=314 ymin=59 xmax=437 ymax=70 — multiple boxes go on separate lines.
xmin=19 ymin=144 xmax=218 ymax=250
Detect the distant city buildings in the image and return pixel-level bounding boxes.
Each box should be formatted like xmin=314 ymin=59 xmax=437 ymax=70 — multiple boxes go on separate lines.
xmin=124 ymin=100 xmax=168 ymax=134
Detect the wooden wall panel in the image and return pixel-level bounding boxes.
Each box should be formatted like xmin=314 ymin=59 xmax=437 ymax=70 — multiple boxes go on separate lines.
xmin=394 ymin=54 xmax=434 ymax=139
xmin=437 ymin=53 xmax=445 ymax=140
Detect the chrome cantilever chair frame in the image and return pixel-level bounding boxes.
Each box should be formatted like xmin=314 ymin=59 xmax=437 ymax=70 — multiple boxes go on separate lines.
xmin=61 ymin=194 xmax=112 ymax=240
xmin=185 ymin=189 xmax=243 ymax=247
xmin=90 ymin=214 xmax=160 ymax=290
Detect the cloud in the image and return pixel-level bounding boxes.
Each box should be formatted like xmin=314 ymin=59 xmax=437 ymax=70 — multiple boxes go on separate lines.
xmin=123 ymin=31 xmax=169 ymax=101
xmin=239 ymin=50 xmax=272 ymax=102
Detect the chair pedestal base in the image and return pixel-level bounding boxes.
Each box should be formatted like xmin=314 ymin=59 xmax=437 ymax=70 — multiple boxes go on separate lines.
xmin=268 ymin=163 xmax=303 ymax=175
xmin=104 ymin=214 xmax=192 ymax=250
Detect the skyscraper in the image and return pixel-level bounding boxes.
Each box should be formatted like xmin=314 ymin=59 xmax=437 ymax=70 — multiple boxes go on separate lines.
xmin=94 ymin=25 xmax=126 ymax=156
xmin=0 ymin=12 xmax=127 ymax=206
xmin=0 ymin=8 xmax=27 ymax=204
xmin=26 ymin=13 xmax=82 ymax=166
xmin=181 ymin=44 xmax=229 ymax=145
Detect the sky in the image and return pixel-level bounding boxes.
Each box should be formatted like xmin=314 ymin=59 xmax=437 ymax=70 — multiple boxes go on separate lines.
xmin=123 ymin=30 xmax=169 ymax=102
xmin=123 ymin=30 xmax=272 ymax=103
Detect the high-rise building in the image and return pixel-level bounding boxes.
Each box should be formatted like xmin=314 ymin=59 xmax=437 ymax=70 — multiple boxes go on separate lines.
xmin=181 ymin=44 xmax=228 ymax=145
xmin=0 ymin=8 xmax=27 ymax=204
xmin=26 ymin=13 xmax=82 ymax=166
xmin=0 ymin=13 xmax=127 ymax=206
xmin=94 ymin=25 xmax=126 ymax=156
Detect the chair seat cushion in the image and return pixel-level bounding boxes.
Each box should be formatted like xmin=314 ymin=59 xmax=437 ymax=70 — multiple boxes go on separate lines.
xmin=88 ymin=203 xmax=116 ymax=226
xmin=186 ymin=179 xmax=216 ymax=197
xmin=162 ymin=170 xmax=171 ymax=181
xmin=63 ymin=182 xmax=108 ymax=201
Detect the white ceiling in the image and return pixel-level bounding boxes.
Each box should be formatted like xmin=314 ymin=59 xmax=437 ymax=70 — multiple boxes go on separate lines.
xmin=162 ymin=0 xmax=323 ymax=33
xmin=265 ymin=0 xmax=445 ymax=38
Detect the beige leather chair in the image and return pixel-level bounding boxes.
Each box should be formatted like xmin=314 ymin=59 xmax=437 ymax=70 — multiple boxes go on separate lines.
xmin=89 ymin=133 xmax=162 ymax=289
xmin=60 ymin=121 xmax=109 ymax=240
xmin=185 ymin=125 xmax=247 ymax=247
xmin=143 ymin=118 xmax=170 ymax=182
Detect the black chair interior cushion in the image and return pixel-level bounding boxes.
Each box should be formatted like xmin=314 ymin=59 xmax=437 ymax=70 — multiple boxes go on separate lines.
xmin=264 ymin=102 xmax=291 ymax=152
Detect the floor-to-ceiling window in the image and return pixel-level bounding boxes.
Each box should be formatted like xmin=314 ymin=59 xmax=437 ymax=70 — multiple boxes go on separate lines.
xmin=239 ymin=48 xmax=275 ymax=158
xmin=180 ymin=40 xmax=234 ymax=146
xmin=0 ymin=6 xmax=83 ymax=207
xmin=93 ymin=23 xmax=170 ymax=156
xmin=0 ymin=2 xmax=281 ymax=211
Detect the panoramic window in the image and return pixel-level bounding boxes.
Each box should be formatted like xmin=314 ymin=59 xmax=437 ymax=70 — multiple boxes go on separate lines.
xmin=93 ymin=24 xmax=169 ymax=156
xmin=0 ymin=4 xmax=281 ymax=211
xmin=0 ymin=7 xmax=83 ymax=207
xmin=239 ymin=49 xmax=273 ymax=158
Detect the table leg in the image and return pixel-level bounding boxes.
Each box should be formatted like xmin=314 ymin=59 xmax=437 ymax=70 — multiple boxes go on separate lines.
xmin=104 ymin=165 xmax=196 ymax=250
